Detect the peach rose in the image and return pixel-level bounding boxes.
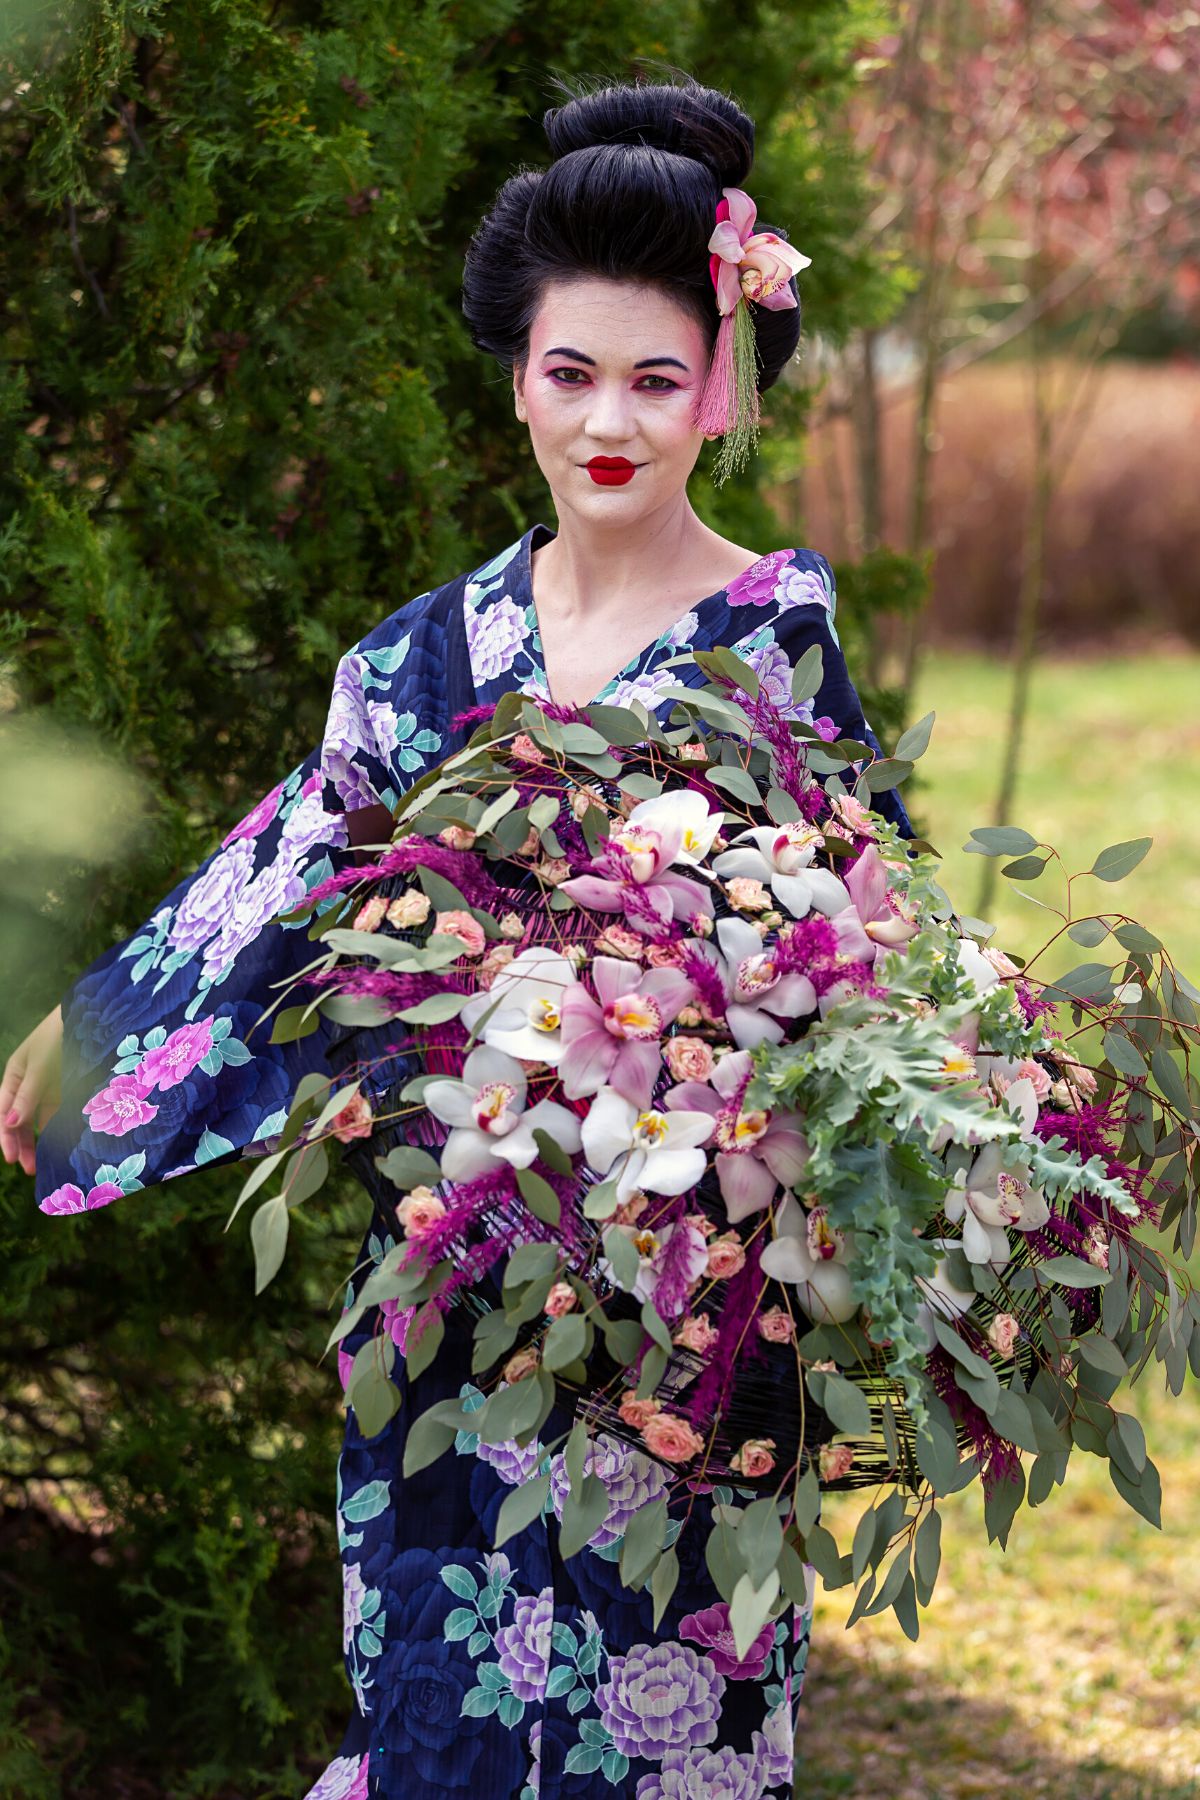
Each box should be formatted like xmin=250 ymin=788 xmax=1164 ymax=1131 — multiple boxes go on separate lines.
xmin=1083 ymin=1224 xmax=1111 ymax=1270
xmin=439 ymin=824 xmax=477 ymax=851
xmin=673 ymin=1313 xmax=720 ymax=1355
xmin=544 ymin=1281 xmax=578 ymax=1318
xmin=613 ymin=1190 xmax=650 ymax=1227
xmin=353 ymin=895 xmax=387 ymax=932
xmin=706 ymin=1233 xmax=747 ymax=1279
xmin=595 ymin=924 xmax=644 ymax=961
xmin=683 ymin=1211 xmax=718 ymax=1239
xmin=1015 ymin=1058 xmax=1052 ymax=1101
xmin=756 ymin=1305 xmax=794 ymax=1344
xmin=478 ymin=943 xmax=516 ymax=989
xmin=396 ymin=1186 xmax=447 ymax=1238
xmin=645 ymin=941 xmax=686 ymax=969
xmin=808 ymin=1358 xmax=837 ymax=1374
xmin=570 ymin=786 xmax=606 ymax=820
xmin=503 ymin=1346 xmax=541 ymax=1384
xmin=330 ymin=1092 xmax=374 ymax=1142
xmin=499 ymin=911 xmax=526 ymax=941
xmin=819 ymin=1443 xmax=855 ymax=1481
xmin=618 ymin=1392 xmax=662 ymax=1430
xmin=986 ymin=1312 xmax=1020 ymax=1357
xmin=689 ymin=913 xmax=714 ymax=938
xmin=829 ymin=793 xmax=877 ymax=837
xmin=536 ymin=857 xmax=572 ymax=887
xmin=433 ymin=910 xmax=487 ymax=957
xmin=1050 ymin=1079 xmax=1082 ymax=1113
xmin=664 ymin=1036 xmax=715 ymax=1083
xmin=641 ymin=1412 xmax=706 ymax=1464
xmin=1063 ymin=1058 xmax=1098 ymax=1097
xmin=387 ymin=890 xmax=431 ymax=929
xmin=511 ymin=734 xmax=546 ymax=765
xmin=983 ymin=946 xmax=1021 ymax=978
xmin=729 ymin=1437 xmax=776 ymax=1479
xmin=726 ymin=876 xmax=770 ymax=912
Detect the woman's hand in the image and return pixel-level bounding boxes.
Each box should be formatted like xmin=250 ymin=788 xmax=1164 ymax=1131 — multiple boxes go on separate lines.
xmin=0 ymin=1005 xmax=63 ymax=1178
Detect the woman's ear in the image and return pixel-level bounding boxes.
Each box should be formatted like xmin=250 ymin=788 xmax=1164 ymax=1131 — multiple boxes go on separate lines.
xmin=513 ymin=366 xmax=527 ymax=424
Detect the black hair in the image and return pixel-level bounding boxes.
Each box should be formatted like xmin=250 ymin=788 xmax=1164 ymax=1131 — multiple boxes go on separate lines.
xmin=461 ymin=75 xmax=802 ymax=395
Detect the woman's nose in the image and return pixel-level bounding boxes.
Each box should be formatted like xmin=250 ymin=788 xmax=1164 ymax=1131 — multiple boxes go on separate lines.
xmin=582 ymin=381 xmax=637 ymax=443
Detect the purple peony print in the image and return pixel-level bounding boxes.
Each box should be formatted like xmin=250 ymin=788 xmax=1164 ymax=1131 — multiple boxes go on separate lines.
xmin=82 ymin=1074 xmax=158 ymax=1139
xmin=663 ymin=609 xmax=700 ymax=649
xmin=464 ymin=594 xmax=529 ymax=682
xmin=595 ymin=1640 xmax=725 ymax=1759
xmin=475 ymin=1430 xmax=546 ymax=1488
xmin=322 ymin=653 xmax=387 ymax=808
xmin=634 ymin=1745 xmax=769 ymax=1800
xmin=280 ymin=789 xmax=346 ymax=860
xmin=605 ymin=668 xmax=679 ymax=712
xmin=167 ymin=836 xmax=256 ymax=956
xmin=493 ymin=1586 xmax=553 ymax=1703
xmin=135 ymin=1018 xmax=215 ymax=1092
xmin=735 ymin=640 xmax=810 ymax=722
xmin=725 ymin=550 xmax=795 ymax=609
xmin=343 ymin=1561 xmax=368 ymax=1654
xmin=678 ymin=1602 xmax=775 ymax=1680
xmin=751 ymin=1701 xmax=794 ymax=1789
xmin=776 ymin=562 xmax=832 ymax=614
xmin=549 ymin=1435 xmax=671 ymax=1551
xmin=202 ymin=853 xmax=309 ymax=980
xmin=301 ymin=1752 xmax=369 ymax=1800
xmin=38 ymin=1179 xmax=123 ymax=1215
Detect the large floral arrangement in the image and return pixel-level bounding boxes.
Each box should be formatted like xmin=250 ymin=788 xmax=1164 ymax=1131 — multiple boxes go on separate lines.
xmin=236 ymin=646 xmax=1200 ymax=1653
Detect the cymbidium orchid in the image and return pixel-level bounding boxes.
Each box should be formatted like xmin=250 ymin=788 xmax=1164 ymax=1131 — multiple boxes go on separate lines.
xmin=581 ymin=1088 xmax=714 ymax=1206
xmin=424 ymin=1046 xmax=582 ymax=1182
xmin=602 ymin=1216 xmax=710 ymax=1305
xmin=666 ymin=1049 xmax=810 ymax=1223
xmin=914 ymin=1237 xmax=977 ymax=1349
xmin=687 ymin=917 xmax=818 ymax=1049
xmin=712 ymin=822 xmax=850 ymax=920
xmin=559 ymin=793 xmax=718 ymax=938
xmin=758 ymin=1196 xmax=858 ymax=1323
xmin=707 ymin=187 xmax=812 ymax=315
xmin=944 ymin=1076 xmax=1050 ymax=1264
xmin=829 ymin=843 xmax=920 ymax=965
xmin=559 ymin=957 xmax=695 ymax=1107
xmin=460 ymin=946 xmax=579 ymax=1064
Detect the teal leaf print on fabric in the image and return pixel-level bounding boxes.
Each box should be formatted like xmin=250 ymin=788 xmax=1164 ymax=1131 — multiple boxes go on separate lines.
xmin=195 ymin=1128 xmax=235 ymax=1164
xmin=342 ymin=1479 xmax=392 ymax=1526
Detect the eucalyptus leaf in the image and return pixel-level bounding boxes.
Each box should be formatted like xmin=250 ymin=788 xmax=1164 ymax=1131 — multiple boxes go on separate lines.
xmin=494 ymin=1472 xmax=551 ymax=1548
xmin=1090 ymin=838 xmax=1152 ymax=882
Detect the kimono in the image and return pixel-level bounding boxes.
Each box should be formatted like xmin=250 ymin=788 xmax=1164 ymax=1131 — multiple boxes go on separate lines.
xmin=36 ymin=522 xmax=911 ymax=1800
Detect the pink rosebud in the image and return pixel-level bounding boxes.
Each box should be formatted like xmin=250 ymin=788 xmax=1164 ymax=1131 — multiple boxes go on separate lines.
xmin=1083 ymin=1224 xmax=1110 ymax=1270
xmin=664 ymin=1035 xmax=715 ymax=1083
xmin=819 ymin=1443 xmax=856 ymax=1481
xmin=613 ymin=1190 xmax=650 ymax=1227
xmin=499 ymin=911 xmax=526 ymax=941
xmin=673 ymin=1312 xmax=720 ymax=1355
xmin=645 ymin=941 xmax=686 ymax=969
xmin=503 ymin=1347 xmax=540 ymax=1384
xmin=439 ymin=824 xmax=476 ymax=851
xmin=641 ymin=1411 xmax=706 ymax=1464
xmin=396 ymin=1186 xmax=447 ymax=1238
xmin=683 ymin=1210 xmax=718 ymax=1239
xmin=511 ymin=734 xmax=546 ymax=765
xmin=983 ymin=946 xmax=1021 ymax=978
xmin=387 ymin=890 xmax=431 ymax=929
xmin=353 ymin=896 xmax=388 ymax=932
xmin=1063 ymin=1058 xmax=1098 ymax=1097
xmin=433 ymin=910 xmax=487 ymax=956
xmin=544 ymin=1281 xmax=577 ymax=1318
xmin=477 ymin=943 xmax=516 ymax=990
xmin=330 ymin=1092 xmax=374 ymax=1142
xmin=829 ymin=793 xmax=877 ymax=837
xmin=595 ymin=924 xmax=644 ymax=961
xmin=570 ymin=786 xmax=606 ymax=820
xmin=677 ymin=742 xmax=708 ymax=762
xmin=729 ymin=1437 xmax=776 ymax=1479
xmin=1015 ymin=1058 xmax=1052 ymax=1101
xmin=706 ymin=1233 xmax=747 ymax=1279
xmin=690 ymin=914 xmax=714 ymax=938
xmin=808 ymin=1359 xmax=837 ymax=1374
xmin=725 ymin=876 xmax=770 ymax=912
xmin=756 ymin=1305 xmax=794 ymax=1344
xmin=1050 ymin=1079 xmax=1083 ymax=1112
xmin=618 ymin=1392 xmax=662 ymax=1429
xmin=676 ymin=1004 xmax=703 ymax=1027
xmin=535 ymin=857 xmax=572 ymax=887
xmin=987 ymin=1312 xmax=1021 ymax=1357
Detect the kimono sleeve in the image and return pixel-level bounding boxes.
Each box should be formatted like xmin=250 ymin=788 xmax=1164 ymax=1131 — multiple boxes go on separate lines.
xmin=34 ymin=604 xmax=450 ymax=1217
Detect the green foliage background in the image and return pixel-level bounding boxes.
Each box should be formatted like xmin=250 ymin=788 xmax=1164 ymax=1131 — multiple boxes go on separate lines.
xmin=0 ymin=2 xmax=915 ymax=1791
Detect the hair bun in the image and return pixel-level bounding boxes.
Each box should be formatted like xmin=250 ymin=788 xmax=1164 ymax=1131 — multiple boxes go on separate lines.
xmin=543 ymin=76 xmax=754 ymax=191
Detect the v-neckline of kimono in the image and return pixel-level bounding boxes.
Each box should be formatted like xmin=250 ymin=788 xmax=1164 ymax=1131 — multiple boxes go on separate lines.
xmin=515 ymin=521 xmax=752 ymax=711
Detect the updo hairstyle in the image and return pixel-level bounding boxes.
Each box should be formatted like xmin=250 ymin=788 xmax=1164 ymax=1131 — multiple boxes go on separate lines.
xmin=461 ymin=77 xmax=802 ymax=396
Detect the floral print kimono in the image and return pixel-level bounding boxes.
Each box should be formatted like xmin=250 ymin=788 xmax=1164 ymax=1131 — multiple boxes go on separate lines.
xmin=36 ymin=523 xmax=911 ymax=1799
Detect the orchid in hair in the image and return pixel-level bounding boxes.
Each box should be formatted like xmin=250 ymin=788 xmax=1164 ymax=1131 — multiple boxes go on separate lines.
xmin=696 ymin=186 xmax=813 ymax=486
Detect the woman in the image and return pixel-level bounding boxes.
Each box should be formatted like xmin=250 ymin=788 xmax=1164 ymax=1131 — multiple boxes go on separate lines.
xmin=5 ymin=78 xmax=909 ymax=1799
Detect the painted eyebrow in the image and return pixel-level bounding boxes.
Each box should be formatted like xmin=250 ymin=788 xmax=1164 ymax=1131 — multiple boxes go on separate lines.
xmin=541 ymin=346 xmax=690 ymax=372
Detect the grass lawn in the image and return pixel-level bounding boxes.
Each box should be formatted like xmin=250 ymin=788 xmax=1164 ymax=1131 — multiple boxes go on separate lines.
xmin=797 ymin=649 xmax=1200 ymax=1800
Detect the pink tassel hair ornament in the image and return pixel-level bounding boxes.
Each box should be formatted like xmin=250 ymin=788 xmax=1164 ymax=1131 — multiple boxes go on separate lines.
xmin=695 ymin=186 xmax=812 ymax=485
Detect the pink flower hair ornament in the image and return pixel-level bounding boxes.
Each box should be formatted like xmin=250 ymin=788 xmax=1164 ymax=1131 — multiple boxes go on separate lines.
xmin=695 ymin=187 xmax=812 ymax=486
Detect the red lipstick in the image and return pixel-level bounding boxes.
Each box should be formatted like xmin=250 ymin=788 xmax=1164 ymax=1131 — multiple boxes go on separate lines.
xmin=585 ymin=457 xmax=638 ymax=486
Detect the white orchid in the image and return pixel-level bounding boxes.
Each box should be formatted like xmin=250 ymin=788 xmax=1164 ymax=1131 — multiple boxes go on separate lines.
xmin=459 ymin=946 xmax=579 ymax=1063
xmin=713 ymin=822 xmax=851 ymax=919
xmin=424 ymin=1046 xmax=582 ymax=1182
xmin=617 ymin=790 xmax=725 ymax=871
xmin=689 ymin=916 xmax=818 ymax=1049
xmin=944 ymin=1076 xmax=1050 ymax=1265
xmin=581 ymin=1088 xmax=713 ymax=1206
xmin=759 ymin=1196 xmax=858 ymax=1323
xmin=914 ymin=1237 xmax=977 ymax=1349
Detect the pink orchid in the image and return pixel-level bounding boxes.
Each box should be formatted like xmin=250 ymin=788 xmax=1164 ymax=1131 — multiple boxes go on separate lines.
xmin=708 ymin=188 xmax=812 ymax=317
xmin=559 ymin=958 xmax=696 ymax=1107
xmin=686 ymin=917 xmax=818 ymax=1049
xmin=831 ymin=844 xmax=919 ymax=966
xmin=666 ymin=1049 xmax=809 ymax=1222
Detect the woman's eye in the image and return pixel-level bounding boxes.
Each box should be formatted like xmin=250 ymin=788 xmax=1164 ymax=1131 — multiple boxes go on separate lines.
xmin=640 ymin=376 xmax=677 ymax=391
xmin=545 ymin=370 xmax=677 ymax=391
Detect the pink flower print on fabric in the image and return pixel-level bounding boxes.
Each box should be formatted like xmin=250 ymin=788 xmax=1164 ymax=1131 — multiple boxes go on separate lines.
xmin=634 ymin=1745 xmax=769 ymax=1800
xmin=167 ymin=835 xmax=256 ymax=956
xmin=135 ymin=1018 xmax=215 ymax=1092
xmin=678 ymin=1600 xmax=775 ymax=1680
xmin=82 ymin=1073 xmax=158 ymax=1139
xmin=380 ymin=1296 xmax=415 ymax=1354
xmin=724 ymin=549 xmax=796 ymax=609
xmin=302 ymin=1751 xmax=369 ymax=1800
xmin=465 ymin=593 xmax=529 ymax=682
xmin=493 ymin=1587 xmax=553 ymax=1703
xmin=38 ymin=1179 xmax=124 ymax=1214
xmin=595 ymin=1640 xmax=725 ymax=1760
xmin=222 ymin=781 xmax=284 ymax=846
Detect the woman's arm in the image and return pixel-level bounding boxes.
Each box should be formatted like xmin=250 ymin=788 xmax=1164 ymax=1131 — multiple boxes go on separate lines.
xmin=1 ymin=1005 xmax=63 ymax=1178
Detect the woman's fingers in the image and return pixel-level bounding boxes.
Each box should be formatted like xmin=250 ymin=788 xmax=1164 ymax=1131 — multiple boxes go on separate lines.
xmin=0 ymin=1055 xmax=28 ymax=1168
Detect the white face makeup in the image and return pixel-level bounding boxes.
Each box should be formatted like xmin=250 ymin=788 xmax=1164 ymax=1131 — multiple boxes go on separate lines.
xmin=513 ymin=276 xmax=714 ymax=527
